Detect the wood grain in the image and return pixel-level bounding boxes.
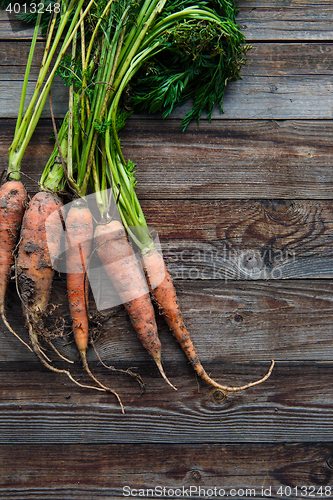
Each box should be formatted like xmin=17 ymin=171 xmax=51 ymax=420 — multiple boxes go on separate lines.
xmin=142 ymin=198 xmax=333 ymax=279
xmin=238 ymin=5 xmax=333 ymax=41
xmin=3 ymin=42 xmax=333 ymax=78
xmin=1 ymin=119 xmax=333 ymax=199
xmin=0 ymin=443 xmax=332 ymax=500
xmin=1 ymin=360 xmax=333 ymax=444
xmin=0 ymin=79 xmax=68 ymax=118
xmin=2 ymin=37 xmax=333 ymax=120
xmin=1 ymin=279 xmax=333 ymax=364
xmin=2 ymin=1 xmax=333 ymax=41
xmin=2 ymin=71 xmax=333 ymax=119
xmin=119 ymin=118 xmax=333 ymax=199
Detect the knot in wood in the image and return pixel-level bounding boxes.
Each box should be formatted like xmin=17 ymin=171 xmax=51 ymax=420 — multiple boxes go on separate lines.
xmin=234 ymin=313 xmax=243 ymax=323
xmin=191 ymin=469 xmax=202 ymax=481
xmin=240 ymin=250 xmax=263 ymax=271
xmin=212 ymin=389 xmax=226 ymax=404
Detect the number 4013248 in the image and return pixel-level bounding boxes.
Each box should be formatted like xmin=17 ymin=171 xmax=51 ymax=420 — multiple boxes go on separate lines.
xmin=6 ymin=3 xmax=61 ymax=14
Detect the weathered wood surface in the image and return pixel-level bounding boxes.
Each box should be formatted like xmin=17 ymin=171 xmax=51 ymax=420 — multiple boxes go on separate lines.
xmin=121 ymin=119 xmax=333 ymax=199
xmin=3 ymin=41 xmax=333 ymax=119
xmin=1 ymin=1 xmax=333 ymax=498
xmin=2 ymin=1 xmax=333 ymax=40
xmin=3 ymin=42 xmax=333 ymax=77
xmin=0 ymin=443 xmax=332 ymax=500
xmin=2 ymin=119 xmax=333 ymax=199
xmin=3 ymin=74 xmax=333 ymax=119
xmin=2 ymin=279 xmax=333 ymax=363
xmin=143 ymin=199 xmax=333 ymax=279
xmin=1 ymin=359 xmax=333 ymax=444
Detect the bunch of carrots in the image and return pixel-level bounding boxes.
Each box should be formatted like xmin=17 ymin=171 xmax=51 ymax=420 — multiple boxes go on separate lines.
xmin=0 ymin=0 xmax=274 ymax=412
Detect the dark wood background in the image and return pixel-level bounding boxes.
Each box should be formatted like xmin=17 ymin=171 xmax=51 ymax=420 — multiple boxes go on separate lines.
xmin=1 ymin=1 xmax=333 ymax=498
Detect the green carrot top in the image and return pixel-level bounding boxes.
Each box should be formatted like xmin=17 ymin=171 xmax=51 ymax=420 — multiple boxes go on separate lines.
xmin=38 ymin=0 xmax=247 ymax=250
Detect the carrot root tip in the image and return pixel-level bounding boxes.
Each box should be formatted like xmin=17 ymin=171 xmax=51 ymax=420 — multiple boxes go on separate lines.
xmin=80 ymin=349 xmax=125 ymax=414
xmin=209 ymin=358 xmax=275 ymax=393
xmin=154 ymin=357 xmax=177 ymax=391
xmin=46 ymin=340 xmax=74 ymax=364
xmin=91 ymin=340 xmax=145 ymax=392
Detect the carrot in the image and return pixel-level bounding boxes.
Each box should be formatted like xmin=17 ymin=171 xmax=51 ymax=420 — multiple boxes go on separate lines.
xmin=17 ymin=190 xmax=66 ymax=362
xmin=65 ymin=200 xmax=92 ymax=357
xmin=94 ymin=219 xmax=176 ymax=391
xmin=66 ymin=200 xmax=125 ymax=411
xmin=142 ymin=249 xmax=275 ymax=393
xmin=16 ymin=191 xmax=105 ymax=392
xmin=17 ymin=192 xmax=63 ymax=320
xmin=0 ymin=179 xmax=31 ymax=350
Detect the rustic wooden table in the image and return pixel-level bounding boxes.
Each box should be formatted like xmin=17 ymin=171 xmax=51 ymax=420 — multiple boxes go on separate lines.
xmin=1 ymin=1 xmax=333 ymax=499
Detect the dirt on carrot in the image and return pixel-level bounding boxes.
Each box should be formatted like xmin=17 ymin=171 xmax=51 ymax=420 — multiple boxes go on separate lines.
xmin=15 ymin=191 xmax=106 ymax=392
xmin=17 ymin=191 xmax=63 ymax=318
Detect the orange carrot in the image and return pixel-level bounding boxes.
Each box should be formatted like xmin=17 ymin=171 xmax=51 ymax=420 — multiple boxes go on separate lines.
xmin=94 ymin=219 xmax=176 ymax=390
xmin=17 ymin=190 xmax=65 ymax=362
xmin=66 ymin=200 xmax=125 ymax=411
xmin=65 ymin=200 xmax=92 ymax=357
xmin=0 ymin=180 xmax=31 ymax=350
xmin=17 ymin=191 xmax=63 ymax=321
xmin=16 ymin=191 xmax=105 ymax=392
xmin=142 ymin=249 xmax=274 ymax=393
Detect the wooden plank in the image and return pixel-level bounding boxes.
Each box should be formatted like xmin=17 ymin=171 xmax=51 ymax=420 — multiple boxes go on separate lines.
xmin=245 ymin=43 xmax=333 ymax=76
xmin=237 ymin=5 xmax=333 ymax=41
xmin=0 ymin=11 xmax=39 ymax=40
xmin=2 ymin=2 xmax=333 ymax=41
xmin=1 ymin=119 xmax=333 ymax=199
xmin=120 ymin=118 xmax=333 ymax=199
xmin=142 ymin=198 xmax=333 ymax=279
xmin=239 ymin=0 xmax=333 ymax=5
xmin=2 ymin=279 xmax=333 ymax=364
xmin=2 ymin=73 xmax=333 ymax=120
xmin=0 ymin=78 xmax=68 ymax=118
xmin=3 ymin=42 xmax=333 ymax=77
xmin=0 ymin=443 xmax=332 ymax=499
xmin=1 ymin=360 xmax=333 ymax=444
xmin=2 ymin=38 xmax=333 ymax=119
xmin=1 ymin=42 xmax=333 ymax=118
xmin=175 ymin=75 xmax=333 ymax=120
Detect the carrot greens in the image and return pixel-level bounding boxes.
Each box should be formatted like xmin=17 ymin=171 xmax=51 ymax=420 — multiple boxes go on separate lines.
xmin=6 ymin=0 xmax=96 ymax=181
xmin=40 ymin=0 xmax=248 ymax=202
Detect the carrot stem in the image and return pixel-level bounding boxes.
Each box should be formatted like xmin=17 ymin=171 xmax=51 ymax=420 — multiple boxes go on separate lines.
xmin=8 ymin=0 xmax=96 ymax=178
xmin=14 ymin=2 xmax=44 ymax=141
